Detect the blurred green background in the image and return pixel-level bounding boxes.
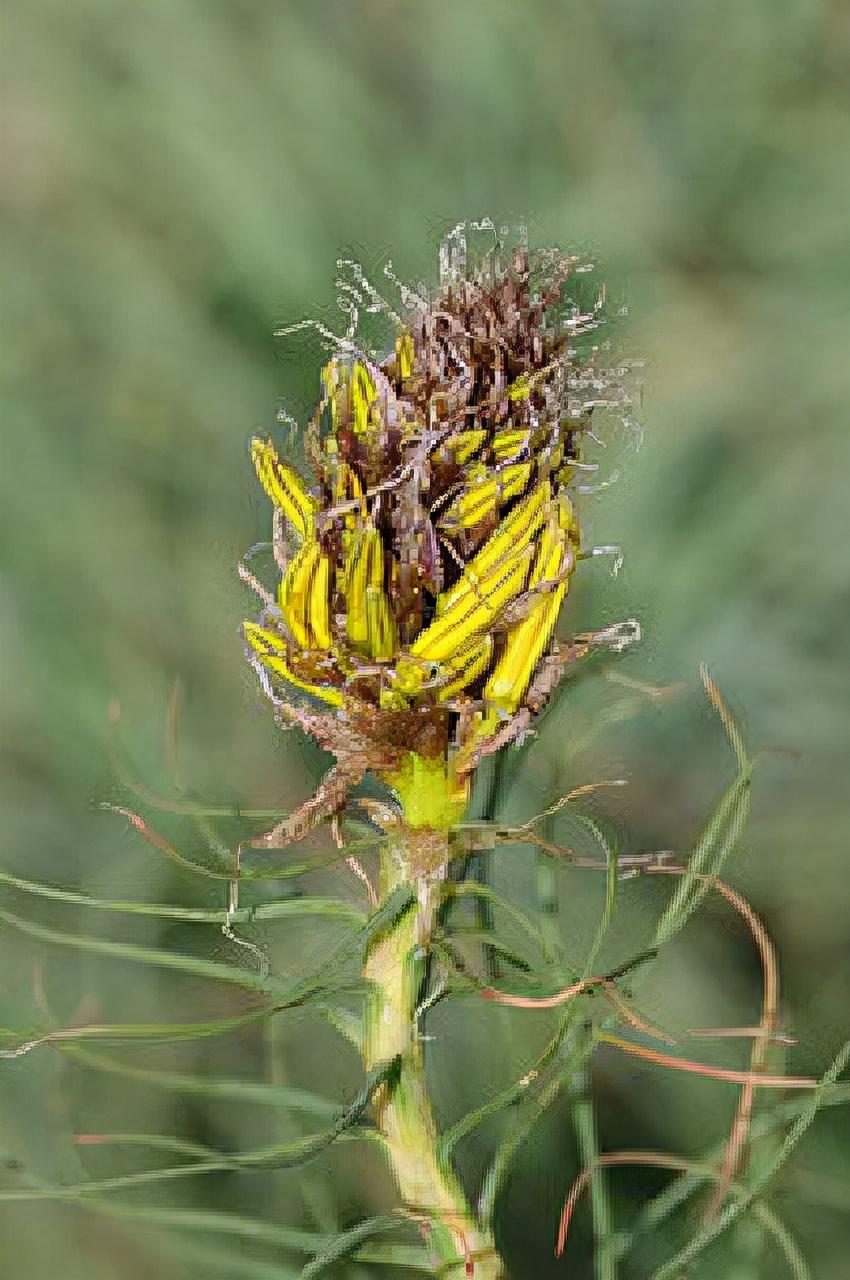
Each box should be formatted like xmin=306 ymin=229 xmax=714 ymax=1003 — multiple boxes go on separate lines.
xmin=2 ymin=1 xmax=850 ymax=1276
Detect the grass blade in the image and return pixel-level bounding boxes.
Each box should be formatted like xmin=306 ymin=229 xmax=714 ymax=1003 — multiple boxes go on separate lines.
xmin=570 ymin=1075 xmax=615 ymax=1280
xmin=0 ymin=866 xmax=364 ymax=925
xmin=0 ymin=897 xmax=363 ymax=1000
xmin=299 ymin=1214 xmax=408 ymax=1278
xmin=651 ymin=767 xmax=752 ymax=949
xmin=152 ymin=1239 xmax=301 ymax=1280
xmin=648 ymin=1039 xmax=850 ymax=1279
xmin=60 ymin=1045 xmax=340 ymax=1116
xmin=652 ymin=673 xmax=753 ymax=949
xmin=445 ymin=880 xmax=556 ymax=962
xmin=0 ymin=905 xmax=274 ymax=994
xmin=34 ymin=1199 xmax=433 ymax=1269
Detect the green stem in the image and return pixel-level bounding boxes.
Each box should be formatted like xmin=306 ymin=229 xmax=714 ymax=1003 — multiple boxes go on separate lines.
xmin=363 ymin=823 xmax=503 ymax=1277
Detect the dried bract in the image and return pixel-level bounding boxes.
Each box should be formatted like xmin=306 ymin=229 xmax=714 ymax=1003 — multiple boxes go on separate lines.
xmin=244 ymin=229 xmax=634 ymax=830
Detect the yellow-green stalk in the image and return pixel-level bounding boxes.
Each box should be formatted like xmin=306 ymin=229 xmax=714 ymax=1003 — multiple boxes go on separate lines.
xmin=364 ymin=760 xmax=501 ymax=1275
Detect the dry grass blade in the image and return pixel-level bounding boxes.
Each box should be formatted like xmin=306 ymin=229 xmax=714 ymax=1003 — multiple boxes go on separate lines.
xmin=649 ymin=862 xmax=779 ymax=1218
xmin=101 ymin=803 xmax=233 ymax=879
xmin=479 ymin=949 xmax=655 ymax=1010
xmin=647 ymin=1038 xmax=850 ymax=1279
xmin=555 ymin=1149 xmax=812 ymax=1280
xmin=597 ymin=1032 xmax=815 ymax=1089
xmin=700 ymin=663 xmax=749 ymax=772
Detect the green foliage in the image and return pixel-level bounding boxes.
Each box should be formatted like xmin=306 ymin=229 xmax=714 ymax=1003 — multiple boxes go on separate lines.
xmin=3 ymin=1 xmax=850 ymax=1276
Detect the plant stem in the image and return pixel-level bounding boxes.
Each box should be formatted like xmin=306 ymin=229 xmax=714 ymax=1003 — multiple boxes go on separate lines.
xmin=363 ymin=827 xmax=503 ymax=1278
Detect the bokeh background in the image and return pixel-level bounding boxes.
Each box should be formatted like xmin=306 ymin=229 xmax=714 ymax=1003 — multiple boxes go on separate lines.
xmin=2 ymin=2 xmax=850 ymax=1277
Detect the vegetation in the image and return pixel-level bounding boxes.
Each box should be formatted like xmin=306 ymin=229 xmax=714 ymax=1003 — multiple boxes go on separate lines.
xmin=2 ymin=3 xmax=849 ymax=1277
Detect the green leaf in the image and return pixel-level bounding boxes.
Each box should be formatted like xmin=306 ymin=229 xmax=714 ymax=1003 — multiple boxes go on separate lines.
xmin=478 ymin=1027 xmax=597 ymax=1226
xmin=0 ymin=1008 xmax=270 ymax=1056
xmin=299 ymin=1214 xmax=409 ymax=1278
xmin=0 ymin=1057 xmax=400 ymax=1205
xmin=648 ymin=1039 xmax=850 ymax=1280
xmin=0 ymin=952 xmax=363 ymax=1056
xmin=0 ymin=1128 xmax=384 ymax=1203
xmin=93 ymin=1204 xmax=431 ymax=1268
xmin=570 ymin=1076 xmax=615 ymax=1280
xmin=0 ymin=901 xmax=362 ymax=1000
xmin=91 ymin=1203 xmax=348 ymax=1249
xmin=0 ymin=905 xmax=273 ymax=994
xmin=153 ymin=1239 xmax=302 ymax=1280
xmin=0 ymin=948 xmax=86 ymax=1185
xmin=315 ymin=1002 xmax=363 ymax=1049
xmin=573 ymin=814 xmax=619 ymax=978
xmin=360 ymin=882 xmax=417 ymax=957
xmin=652 ymin=766 xmax=753 ymax=949
xmin=60 ymin=1044 xmax=340 ymax=1117
xmin=241 ymin=1054 xmax=398 ymax=1170
xmin=635 ymin=1084 xmax=850 ymax=1236
xmin=444 ymin=881 xmax=555 ymax=962
xmin=0 ymin=1156 xmax=231 ymax=1200
xmin=0 ymin=866 xmax=365 ymax=924
xmin=439 ymin=1073 xmax=531 ymax=1161
xmin=473 ymin=824 xmax=621 ymax=1219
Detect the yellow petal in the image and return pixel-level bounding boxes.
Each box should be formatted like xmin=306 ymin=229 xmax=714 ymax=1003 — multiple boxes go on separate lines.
xmin=251 ymin=438 xmax=316 ymax=539
xmin=395 ymin=330 xmax=415 ymax=380
xmin=345 ymin=522 xmax=384 ymax=649
xmin=351 ymin=361 xmax=378 ymax=435
xmin=442 ymin=428 xmax=487 ymax=466
xmin=308 ymin=551 xmax=334 ymax=651
xmin=243 ymin=622 xmax=344 ymax=707
xmin=279 ymin=541 xmax=321 ymax=650
xmin=439 ymin=463 xmax=532 ymax=529
xmin=437 ymin=634 xmax=493 ymax=701
xmin=410 ymin=544 xmax=534 ymax=664
xmin=365 ymin=585 xmax=398 ymax=661
xmin=482 ymin=525 xmax=575 ymax=716
xmin=435 ymin=481 xmax=549 ymax=619
xmin=491 ymin=427 xmax=530 ymax=462
xmin=507 ymin=373 xmax=530 ymax=401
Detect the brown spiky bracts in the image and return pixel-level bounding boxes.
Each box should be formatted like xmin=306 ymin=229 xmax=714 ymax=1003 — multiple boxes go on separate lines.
xmin=243 ymin=235 xmax=630 ymax=828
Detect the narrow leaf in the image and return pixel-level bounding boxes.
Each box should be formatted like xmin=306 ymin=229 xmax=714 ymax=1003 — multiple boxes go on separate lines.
xmin=95 ymin=1203 xmax=431 ymax=1267
xmin=61 ymin=1045 xmax=339 ymax=1117
xmin=300 ymin=1215 xmax=407 ymax=1278
xmin=0 ymin=906 xmax=274 ymax=994
xmin=445 ymin=881 xmax=555 ymax=961
xmin=651 ymin=768 xmax=752 ymax=948
xmin=570 ymin=1075 xmax=615 ymax=1280
xmin=0 ymin=867 xmax=364 ymax=925
xmin=648 ymin=1039 xmax=850 ymax=1280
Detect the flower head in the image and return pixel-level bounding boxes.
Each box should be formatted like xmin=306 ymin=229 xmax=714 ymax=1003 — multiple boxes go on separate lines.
xmin=244 ymin=231 xmax=630 ymax=827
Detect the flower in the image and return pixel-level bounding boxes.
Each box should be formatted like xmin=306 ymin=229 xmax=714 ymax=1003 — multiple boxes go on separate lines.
xmin=243 ymin=236 xmax=625 ymax=830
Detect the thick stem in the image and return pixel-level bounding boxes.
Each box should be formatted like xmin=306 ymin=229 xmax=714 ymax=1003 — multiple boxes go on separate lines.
xmin=363 ymin=832 xmax=503 ymax=1278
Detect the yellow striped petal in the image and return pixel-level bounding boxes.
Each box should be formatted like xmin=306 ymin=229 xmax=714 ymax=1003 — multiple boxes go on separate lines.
xmin=439 ymin=463 xmax=532 ymax=529
xmin=395 ymin=330 xmax=414 ymax=380
xmin=437 ymin=634 xmax=493 ymax=701
xmin=243 ymin=622 xmax=344 ymax=707
xmin=351 ymin=361 xmax=378 ymax=435
xmin=435 ymin=481 xmax=549 ymax=619
xmin=251 ymin=438 xmax=316 ymax=539
xmin=410 ymin=545 xmax=534 ymax=665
